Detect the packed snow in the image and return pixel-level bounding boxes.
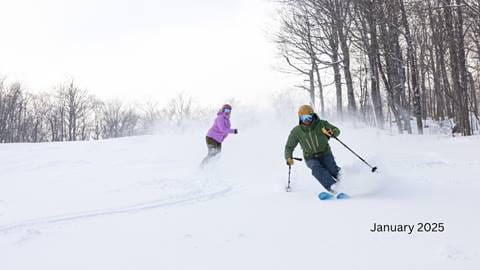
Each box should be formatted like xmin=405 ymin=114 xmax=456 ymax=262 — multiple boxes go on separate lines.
xmin=0 ymin=117 xmax=479 ymax=270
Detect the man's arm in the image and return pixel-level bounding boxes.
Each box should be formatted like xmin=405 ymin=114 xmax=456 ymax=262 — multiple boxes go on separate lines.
xmin=284 ymin=130 xmax=299 ymax=160
xmin=324 ymin=121 xmax=340 ymax=137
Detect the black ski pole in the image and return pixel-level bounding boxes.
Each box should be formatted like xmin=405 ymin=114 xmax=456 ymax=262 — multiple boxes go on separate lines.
xmin=333 ymin=137 xmax=378 ymax=173
xmin=286 ymin=165 xmax=292 ymax=192
xmin=286 ymin=157 xmax=303 ymax=192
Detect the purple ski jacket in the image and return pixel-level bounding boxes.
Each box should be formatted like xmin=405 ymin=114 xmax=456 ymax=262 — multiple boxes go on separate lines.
xmin=206 ymin=109 xmax=235 ymax=143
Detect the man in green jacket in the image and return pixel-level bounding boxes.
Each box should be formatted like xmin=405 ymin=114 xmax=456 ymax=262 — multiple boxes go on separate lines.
xmin=285 ymin=105 xmax=341 ymax=194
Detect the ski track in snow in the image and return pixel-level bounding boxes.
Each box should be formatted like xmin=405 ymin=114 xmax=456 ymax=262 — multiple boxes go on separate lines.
xmin=0 ymin=185 xmax=232 ymax=234
xmin=1 ymin=130 xmax=479 ymax=270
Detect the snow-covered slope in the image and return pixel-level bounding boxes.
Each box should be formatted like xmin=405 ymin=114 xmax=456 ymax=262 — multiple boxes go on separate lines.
xmin=0 ymin=123 xmax=479 ymax=270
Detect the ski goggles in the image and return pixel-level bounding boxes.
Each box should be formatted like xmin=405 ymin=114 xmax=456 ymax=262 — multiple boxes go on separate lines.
xmin=223 ymin=108 xmax=231 ymax=113
xmin=299 ymin=113 xmax=314 ymax=122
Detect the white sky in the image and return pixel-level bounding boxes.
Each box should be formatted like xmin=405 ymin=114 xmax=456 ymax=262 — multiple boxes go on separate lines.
xmin=0 ymin=0 xmax=300 ymax=107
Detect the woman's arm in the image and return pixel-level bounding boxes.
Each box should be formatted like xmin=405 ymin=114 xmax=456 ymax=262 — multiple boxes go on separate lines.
xmin=215 ymin=116 xmax=235 ymax=134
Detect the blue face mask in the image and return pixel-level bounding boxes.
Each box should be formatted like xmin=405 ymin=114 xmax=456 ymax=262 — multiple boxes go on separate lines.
xmin=300 ymin=114 xmax=313 ymax=122
xmin=224 ymin=108 xmax=231 ymax=113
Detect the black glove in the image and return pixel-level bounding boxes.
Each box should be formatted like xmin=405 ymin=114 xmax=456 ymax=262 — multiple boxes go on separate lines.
xmin=233 ymin=129 xmax=238 ymax=134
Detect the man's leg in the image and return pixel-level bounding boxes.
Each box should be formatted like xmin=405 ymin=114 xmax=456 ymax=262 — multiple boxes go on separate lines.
xmin=320 ymin=152 xmax=341 ymax=179
xmin=305 ymin=158 xmax=337 ymax=192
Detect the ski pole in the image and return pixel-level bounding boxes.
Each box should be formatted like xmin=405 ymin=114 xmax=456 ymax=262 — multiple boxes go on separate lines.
xmin=286 ymin=157 xmax=303 ymax=192
xmin=286 ymin=165 xmax=292 ymax=192
xmin=333 ymin=137 xmax=378 ymax=173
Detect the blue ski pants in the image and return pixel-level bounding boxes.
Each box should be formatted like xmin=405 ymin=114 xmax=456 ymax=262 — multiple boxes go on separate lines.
xmin=305 ymin=152 xmax=340 ymax=192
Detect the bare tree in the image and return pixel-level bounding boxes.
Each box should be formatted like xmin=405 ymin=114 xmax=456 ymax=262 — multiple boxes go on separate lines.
xmin=140 ymin=101 xmax=163 ymax=134
xmin=102 ymin=100 xmax=139 ymax=139
xmin=165 ymin=92 xmax=194 ymax=126
xmin=274 ymin=0 xmax=479 ymax=135
xmin=276 ymin=2 xmax=327 ymax=112
xmin=57 ymin=81 xmax=91 ymax=141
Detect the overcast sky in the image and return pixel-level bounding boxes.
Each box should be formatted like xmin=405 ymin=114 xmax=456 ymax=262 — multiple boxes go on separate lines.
xmin=0 ymin=0 xmax=300 ymax=107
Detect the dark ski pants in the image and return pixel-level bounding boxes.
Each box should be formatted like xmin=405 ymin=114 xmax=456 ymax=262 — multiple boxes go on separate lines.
xmin=305 ymin=152 xmax=340 ymax=192
xmin=200 ymin=136 xmax=222 ymax=166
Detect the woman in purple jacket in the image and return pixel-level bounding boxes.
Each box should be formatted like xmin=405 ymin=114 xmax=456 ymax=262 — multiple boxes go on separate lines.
xmin=201 ymin=104 xmax=238 ymax=166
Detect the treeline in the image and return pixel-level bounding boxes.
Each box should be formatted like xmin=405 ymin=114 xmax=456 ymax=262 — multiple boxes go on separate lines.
xmin=275 ymin=0 xmax=480 ymax=135
xmin=0 ymin=79 xmax=210 ymax=143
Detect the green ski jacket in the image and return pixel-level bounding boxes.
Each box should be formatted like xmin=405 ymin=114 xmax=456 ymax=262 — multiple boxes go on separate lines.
xmin=284 ymin=117 xmax=340 ymax=160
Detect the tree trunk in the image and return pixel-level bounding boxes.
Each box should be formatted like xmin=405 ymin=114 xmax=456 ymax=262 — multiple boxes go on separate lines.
xmin=443 ymin=0 xmax=463 ymax=129
xmin=309 ymin=68 xmax=316 ymax=107
xmin=335 ymin=0 xmax=356 ymax=116
xmin=400 ymin=0 xmax=422 ymax=134
xmin=328 ymin=20 xmax=343 ymax=118
xmin=366 ymin=0 xmax=384 ymax=128
xmin=427 ymin=2 xmax=445 ymax=121
xmin=314 ymin=63 xmax=325 ymax=115
xmin=455 ymin=0 xmax=471 ymax=135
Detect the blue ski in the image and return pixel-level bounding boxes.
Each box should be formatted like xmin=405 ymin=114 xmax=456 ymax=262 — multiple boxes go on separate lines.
xmin=318 ymin=192 xmax=349 ymax=200
xmin=318 ymin=192 xmax=333 ymax=200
